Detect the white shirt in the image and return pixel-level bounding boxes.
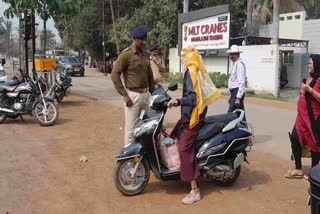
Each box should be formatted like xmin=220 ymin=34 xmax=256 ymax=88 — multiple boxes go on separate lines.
xmin=228 ymin=57 xmax=246 ymax=98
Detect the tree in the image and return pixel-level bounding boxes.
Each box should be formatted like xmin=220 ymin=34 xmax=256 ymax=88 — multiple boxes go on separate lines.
xmin=113 ymin=0 xmax=178 ymax=62
xmin=295 ymin=0 xmax=320 ymax=19
xmin=40 ymin=29 xmax=56 ymax=50
xmin=246 ymin=0 xmax=305 ymax=36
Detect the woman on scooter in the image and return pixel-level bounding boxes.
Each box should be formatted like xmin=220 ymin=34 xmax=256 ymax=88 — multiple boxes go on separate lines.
xmin=167 ymin=47 xmax=221 ymax=204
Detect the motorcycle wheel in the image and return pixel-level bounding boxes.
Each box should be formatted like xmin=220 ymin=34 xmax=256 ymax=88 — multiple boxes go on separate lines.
xmin=113 ymin=158 xmax=150 ymax=196
xmin=32 ymin=100 xmax=59 ymax=126
xmin=215 ymin=165 xmax=241 ymax=187
xmin=0 ymin=113 xmax=7 ymax=124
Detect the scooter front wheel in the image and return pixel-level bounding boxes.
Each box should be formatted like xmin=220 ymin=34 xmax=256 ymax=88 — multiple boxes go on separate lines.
xmin=113 ymin=158 xmax=150 ymax=196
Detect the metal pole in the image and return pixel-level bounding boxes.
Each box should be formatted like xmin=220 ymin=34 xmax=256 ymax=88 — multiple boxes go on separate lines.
xmin=183 ymin=0 xmax=189 ymax=13
xmin=24 ymin=12 xmax=29 ymax=76
xmin=271 ymin=0 xmax=280 ymax=44
xmin=31 ymin=10 xmax=36 ymax=80
xmin=103 ymin=0 xmax=106 ymax=73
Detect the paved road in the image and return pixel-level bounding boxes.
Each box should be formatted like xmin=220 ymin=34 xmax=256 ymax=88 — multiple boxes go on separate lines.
xmin=71 ymin=74 xmax=299 ymax=161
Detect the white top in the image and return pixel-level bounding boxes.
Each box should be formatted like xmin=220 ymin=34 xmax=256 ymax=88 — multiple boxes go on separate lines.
xmin=228 ymin=58 xmax=246 ymax=98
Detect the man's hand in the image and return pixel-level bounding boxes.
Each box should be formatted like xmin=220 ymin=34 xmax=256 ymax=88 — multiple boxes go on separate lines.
xmin=167 ymin=99 xmax=178 ymax=108
xmin=123 ymin=95 xmax=133 ymax=107
xmin=235 ymin=98 xmax=240 ymax=106
xmin=151 ymin=55 xmax=160 ymax=64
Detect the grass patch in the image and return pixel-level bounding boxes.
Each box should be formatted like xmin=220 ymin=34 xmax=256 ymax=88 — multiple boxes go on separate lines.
xmin=246 ymin=92 xmax=287 ymax=101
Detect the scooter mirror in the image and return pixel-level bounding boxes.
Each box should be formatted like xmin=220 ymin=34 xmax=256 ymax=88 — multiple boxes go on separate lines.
xmin=168 ymin=82 xmax=178 ymax=91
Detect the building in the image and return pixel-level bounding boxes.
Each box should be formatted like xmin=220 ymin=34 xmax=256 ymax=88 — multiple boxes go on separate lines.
xmin=170 ymin=10 xmax=320 ymax=96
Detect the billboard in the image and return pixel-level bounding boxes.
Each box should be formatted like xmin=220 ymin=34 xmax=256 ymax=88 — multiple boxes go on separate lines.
xmin=182 ymin=12 xmax=230 ymax=50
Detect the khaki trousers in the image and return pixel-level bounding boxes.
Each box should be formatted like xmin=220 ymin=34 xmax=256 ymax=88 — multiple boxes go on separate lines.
xmin=124 ymin=90 xmax=149 ymax=146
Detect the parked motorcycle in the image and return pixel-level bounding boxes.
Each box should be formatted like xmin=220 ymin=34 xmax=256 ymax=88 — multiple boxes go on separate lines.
xmin=0 ymin=71 xmax=59 ymax=126
xmin=46 ymin=70 xmax=72 ymax=103
xmin=113 ymin=83 xmax=253 ymax=196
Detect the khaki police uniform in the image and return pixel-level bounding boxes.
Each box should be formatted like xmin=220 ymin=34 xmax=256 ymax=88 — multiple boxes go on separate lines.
xmin=111 ymin=44 xmax=155 ymax=146
xmin=150 ymin=58 xmax=163 ymax=86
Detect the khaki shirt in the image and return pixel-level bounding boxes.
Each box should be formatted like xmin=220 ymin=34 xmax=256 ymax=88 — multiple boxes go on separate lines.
xmin=111 ymin=45 xmax=155 ymax=96
xmin=150 ymin=59 xmax=163 ymax=84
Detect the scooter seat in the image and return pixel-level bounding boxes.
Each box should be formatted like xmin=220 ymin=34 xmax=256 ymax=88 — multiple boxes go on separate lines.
xmin=196 ymin=113 xmax=238 ymax=141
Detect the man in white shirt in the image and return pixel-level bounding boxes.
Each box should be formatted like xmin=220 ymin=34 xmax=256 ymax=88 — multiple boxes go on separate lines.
xmin=226 ymin=45 xmax=246 ymax=120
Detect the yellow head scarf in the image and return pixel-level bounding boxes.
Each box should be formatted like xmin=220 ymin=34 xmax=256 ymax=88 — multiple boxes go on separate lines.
xmin=181 ymin=47 xmax=221 ymax=129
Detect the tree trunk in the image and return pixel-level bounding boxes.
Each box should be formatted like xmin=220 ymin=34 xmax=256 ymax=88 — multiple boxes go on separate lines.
xmin=109 ymin=0 xmax=120 ymax=54
xmin=271 ymin=0 xmax=279 ymax=44
xmin=246 ymin=0 xmax=253 ymax=35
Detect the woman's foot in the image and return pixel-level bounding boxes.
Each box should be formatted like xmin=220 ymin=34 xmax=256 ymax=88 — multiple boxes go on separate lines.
xmin=181 ymin=189 xmax=201 ymax=205
xmin=285 ymin=169 xmax=304 ymax=179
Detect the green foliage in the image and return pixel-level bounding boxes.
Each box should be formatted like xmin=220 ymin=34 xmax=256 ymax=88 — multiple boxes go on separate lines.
xmin=196 ymin=0 xmax=247 ymax=37
xmin=3 ymin=0 xmax=87 ymax=19
xmin=163 ymin=72 xmax=184 ymax=84
xmin=163 ymin=71 xmax=229 ymax=88
xmin=112 ymin=0 xmax=179 ymax=51
xmin=208 ymin=72 xmax=229 ymax=88
xmin=40 ymin=29 xmax=56 ymax=50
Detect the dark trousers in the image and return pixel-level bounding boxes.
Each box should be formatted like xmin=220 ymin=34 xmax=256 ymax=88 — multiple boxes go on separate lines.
xmin=228 ymin=88 xmax=246 ymax=121
xmin=291 ymin=125 xmax=320 ymax=169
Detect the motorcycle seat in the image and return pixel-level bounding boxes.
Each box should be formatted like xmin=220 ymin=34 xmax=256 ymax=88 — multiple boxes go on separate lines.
xmin=2 ymin=85 xmax=18 ymax=92
xmin=196 ymin=113 xmax=238 ymax=141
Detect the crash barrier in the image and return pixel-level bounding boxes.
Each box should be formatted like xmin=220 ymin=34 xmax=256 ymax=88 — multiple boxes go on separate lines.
xmin=309 ymin=165 xmax=320 ymax=214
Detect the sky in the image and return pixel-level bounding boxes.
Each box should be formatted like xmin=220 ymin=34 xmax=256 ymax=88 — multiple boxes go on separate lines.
xmin=0 ymin=1 xmax=62 ymax=43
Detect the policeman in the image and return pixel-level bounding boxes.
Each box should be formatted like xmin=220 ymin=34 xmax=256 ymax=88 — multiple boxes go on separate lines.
xmin=149 ymin=44 xmax=166 ymax=87
xmin=111 ymin=26 xmax=155 ymax=146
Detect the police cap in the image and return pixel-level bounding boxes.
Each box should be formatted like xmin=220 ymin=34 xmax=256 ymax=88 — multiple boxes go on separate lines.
xmin=131 ymin=26 xmax=147 ymax=39
xmin=150 ymin=44 xmax=159 ymax=52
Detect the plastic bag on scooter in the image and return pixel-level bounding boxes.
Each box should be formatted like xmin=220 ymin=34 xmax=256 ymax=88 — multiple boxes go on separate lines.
xmin=159 ymin=137 xmax=181 ymax=171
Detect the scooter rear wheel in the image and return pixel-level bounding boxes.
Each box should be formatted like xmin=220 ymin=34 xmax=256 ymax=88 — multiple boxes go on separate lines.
xmin=114 ymin=158 xmax=150 ymax=196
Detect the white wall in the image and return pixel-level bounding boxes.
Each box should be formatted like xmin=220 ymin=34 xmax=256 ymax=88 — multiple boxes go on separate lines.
xmin=259 ymin=11 xmax=305 ymax=39
xmin=279 ymin=11 xmax=305 ymax=39
xmin=169 ymin=48 xmax=180 ymax=73
xmin=303 ymin=19 xmax=320 ymax=54
xmin=238 ymin=45 xmax=279 ymax=95
xmin=202 ymin=56 xmax=228 ymax=73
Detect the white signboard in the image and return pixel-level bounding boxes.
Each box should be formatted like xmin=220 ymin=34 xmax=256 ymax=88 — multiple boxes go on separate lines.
xmin=182 ymin=12 xmax=230 ymax=50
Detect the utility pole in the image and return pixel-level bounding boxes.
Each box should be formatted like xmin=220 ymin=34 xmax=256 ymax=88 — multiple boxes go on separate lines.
xmin=272 ymin=0 xmax=279 ymax=44
xmin=102 ymin=0 xmax=106 ymax=73
xmin=23 ymin=12 xmax=32 ymax=76
xmin=110 ymin=0 xmax=120 ymax=54
xmin=31 ymin=9 xmax=37 ymax=80
xmin=183 ymin=0 xmax=189 ymax=13
xmin=43 ymin=10 xmax=47 ymax=54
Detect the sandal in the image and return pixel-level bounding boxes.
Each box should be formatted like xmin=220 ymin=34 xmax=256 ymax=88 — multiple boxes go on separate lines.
xmin=285 ymin=169 xmax=304 ymax=179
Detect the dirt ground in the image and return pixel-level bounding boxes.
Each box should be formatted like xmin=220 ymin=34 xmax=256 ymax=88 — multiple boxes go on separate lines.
xmin=0 ymin=90 xmax=311 ymax=214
